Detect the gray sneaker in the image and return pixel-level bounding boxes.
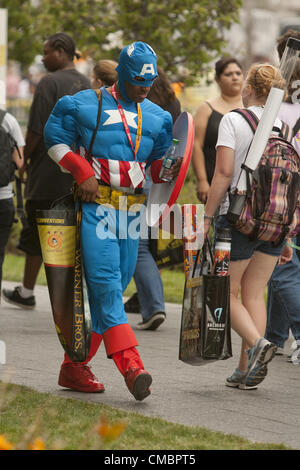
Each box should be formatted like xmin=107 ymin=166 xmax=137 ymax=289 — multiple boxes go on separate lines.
xmin=226 ymin=368 xmax=258 ymax=390
xmin=275 ymin=347 xmax=285 ymax=356
xmin=136 ymin=312 xmax=166 ymax=331
xmin=2 ymin=286 xmax=36 ymax=309
xmin=240 ymin=338 xmax=277 ymax=389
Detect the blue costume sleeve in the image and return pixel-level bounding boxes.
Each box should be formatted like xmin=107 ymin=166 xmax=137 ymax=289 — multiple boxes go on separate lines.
xmin=44 ymin=94 xmax=79 ymax=150
xmin=146 ymin=111 xmax=173 ymax=168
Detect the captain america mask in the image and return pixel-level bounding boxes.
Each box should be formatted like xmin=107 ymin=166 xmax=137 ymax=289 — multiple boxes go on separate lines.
xmin=116 ymin=42 xmax=158 ymax=102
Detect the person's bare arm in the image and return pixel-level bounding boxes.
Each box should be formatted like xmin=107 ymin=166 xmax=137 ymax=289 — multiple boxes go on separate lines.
xmin=191 ymin=102 xmax=211 ymax=203
xmin=203 ymin=146 xmax=234 ymax=238
xmin=24 ymin=129 xmax=42 ymax=162
xmin=12 ymin=145 xmax=24 ymax=170
xmin=19 ymin=129 xmax=42 ymax=182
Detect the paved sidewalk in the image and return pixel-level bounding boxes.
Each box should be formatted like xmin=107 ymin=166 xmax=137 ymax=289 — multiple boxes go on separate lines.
xmin=0 ymin=280 xmax=300 ymax=449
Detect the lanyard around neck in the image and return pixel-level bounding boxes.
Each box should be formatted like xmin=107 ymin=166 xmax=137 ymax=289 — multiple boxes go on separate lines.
xmin=111 ymin=84 xmax=142 ymax=160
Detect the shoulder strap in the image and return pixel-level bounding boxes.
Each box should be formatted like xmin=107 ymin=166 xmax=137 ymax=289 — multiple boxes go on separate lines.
xmin=230 ymin=109 xmax=259 ymax=193
xmin=293 ymin=116 xmax=300 ymax=137
xmin=86 ymin=89 xmax=102 ymax=161
xmin=231 ymin=108 xmax=259 ymax=134
xmin=205 ymin=101 xmax=214 ymax=111
xmin=233 ymin=108 xmax=293 ymax=141
xmin=280 ymin=122 xmax=293 ymax=142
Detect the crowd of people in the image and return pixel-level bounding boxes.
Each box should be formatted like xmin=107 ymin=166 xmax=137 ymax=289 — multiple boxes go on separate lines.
xmin=1 ymin=29 xmax=300 ymax=401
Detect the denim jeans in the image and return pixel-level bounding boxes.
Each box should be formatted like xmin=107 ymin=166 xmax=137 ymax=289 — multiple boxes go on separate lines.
xmin=0 ymin=198 xmax=15 ymax=292
xmin=296 ymin=234 xmax=300 ymax=263
xmin=265 ymin=241 xmax=300 ymax=348
xmin=134 ymin=232 xmax=165 ymax=320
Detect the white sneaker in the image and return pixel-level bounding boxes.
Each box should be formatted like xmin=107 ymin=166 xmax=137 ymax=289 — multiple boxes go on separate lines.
xmin=288 ymin=340 xmax=300 ymax=365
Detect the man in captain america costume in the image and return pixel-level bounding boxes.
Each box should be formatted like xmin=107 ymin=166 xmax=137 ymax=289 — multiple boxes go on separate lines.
xmin=44 ymin=42 xmax=174 ymax=401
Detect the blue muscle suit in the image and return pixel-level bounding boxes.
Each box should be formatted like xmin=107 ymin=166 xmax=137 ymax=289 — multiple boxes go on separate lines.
xmin=44 ymin=42 xmax=172 ymax=377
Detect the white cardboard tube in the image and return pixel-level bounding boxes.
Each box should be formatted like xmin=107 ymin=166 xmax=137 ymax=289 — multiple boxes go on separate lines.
xmin=237 ymin=87 xmax=285 ymax=191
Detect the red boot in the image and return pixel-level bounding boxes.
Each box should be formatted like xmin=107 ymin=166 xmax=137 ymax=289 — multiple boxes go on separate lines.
xmin=58 ymin=363 xmax=105 ymax=392
xmin=102 ymin=324 xmax=152 ymax=401
xmin=58 ymin=332 xmax=104 ymax=392
xmin=124 ymin=368 xmax=152 ymax=401
xmin=113 ymin=347 xmax=152 ymax=401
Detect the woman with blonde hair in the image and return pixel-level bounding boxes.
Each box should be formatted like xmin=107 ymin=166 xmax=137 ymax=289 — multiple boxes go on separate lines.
xmin=203 ymin=63 xmax=293 ymax=390
xmin=91 ymin=59 xmax=118 ymax=88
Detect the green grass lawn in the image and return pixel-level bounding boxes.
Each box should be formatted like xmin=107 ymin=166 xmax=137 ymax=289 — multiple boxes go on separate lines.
xmin=0 ymin=382 xmax=290 ymax=451
xmin=2 ymin=253 xmax=186 ymax=304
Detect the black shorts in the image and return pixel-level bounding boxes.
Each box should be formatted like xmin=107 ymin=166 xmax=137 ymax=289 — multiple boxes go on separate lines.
xmin=18 ymin=200 xmax=53 ymax=256
xmin=216 ymin=215 xmax=286 ymax=261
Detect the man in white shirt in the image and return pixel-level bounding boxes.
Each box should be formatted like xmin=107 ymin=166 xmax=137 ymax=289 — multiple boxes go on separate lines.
xmin=0 ymin=110 xmax=25 ymax=298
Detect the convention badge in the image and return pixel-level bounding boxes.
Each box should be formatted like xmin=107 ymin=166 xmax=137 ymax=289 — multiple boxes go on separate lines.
xmin=128 ymin=161 xmax=144 ymax=188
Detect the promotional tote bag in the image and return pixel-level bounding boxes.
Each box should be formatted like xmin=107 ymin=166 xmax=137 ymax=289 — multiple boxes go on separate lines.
xmin=179 ymin=240 xmax=232 ymax=366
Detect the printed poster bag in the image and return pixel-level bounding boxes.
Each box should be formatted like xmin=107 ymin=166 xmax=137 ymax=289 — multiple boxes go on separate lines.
xmin=179 ymin=240 xmax=232 ymax=365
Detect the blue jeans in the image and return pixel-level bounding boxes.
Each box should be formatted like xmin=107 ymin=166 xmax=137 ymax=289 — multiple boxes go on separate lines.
xmin=265 ymin=241 xmax=300 ymax=348
xmin=134 ymin=233 xmax=165 ymax=321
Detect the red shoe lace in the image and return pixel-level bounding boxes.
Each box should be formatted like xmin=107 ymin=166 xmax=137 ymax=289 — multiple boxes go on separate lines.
xmin=80 ymin=365 xmax=97 ymax=382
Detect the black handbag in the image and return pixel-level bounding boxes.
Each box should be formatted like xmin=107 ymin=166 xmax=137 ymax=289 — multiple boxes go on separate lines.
xmin=179 ymin=239 xmax=232 ymax=366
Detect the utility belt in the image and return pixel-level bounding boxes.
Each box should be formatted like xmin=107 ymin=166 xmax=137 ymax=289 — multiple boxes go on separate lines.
xmin=73 ymin=181 xmax=146 ymax=212
xmin=94 ymin=182 xmax=146 ymax=212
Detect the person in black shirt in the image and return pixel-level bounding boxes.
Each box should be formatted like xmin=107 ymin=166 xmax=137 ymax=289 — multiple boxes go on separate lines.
xmin=192 ymin=57 xmax=244 ymax=204
xmin=3 ymin=33 xmax=90 ymax=309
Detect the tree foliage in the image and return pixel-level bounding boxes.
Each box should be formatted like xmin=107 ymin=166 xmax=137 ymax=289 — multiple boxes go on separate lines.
xmin=1 ymin=0 xmax=242 ymax=84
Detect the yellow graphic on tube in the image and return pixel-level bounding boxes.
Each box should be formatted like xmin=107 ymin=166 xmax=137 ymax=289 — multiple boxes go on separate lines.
xmin=38 ymin=224 xmax=76 ymax=266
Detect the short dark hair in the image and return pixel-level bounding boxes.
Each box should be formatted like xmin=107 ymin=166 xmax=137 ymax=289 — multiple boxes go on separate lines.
xmin=215 ymin=57 xmax=242 ymax=78
xmin=277 ymin=29 xmax=300 ymax=59
xmin=47 ymin=32 xmax=79 ymax=60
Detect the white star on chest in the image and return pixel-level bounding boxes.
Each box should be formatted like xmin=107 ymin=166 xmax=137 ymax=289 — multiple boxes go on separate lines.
xmin=103 ymin=109 xmax=138 ymax=129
